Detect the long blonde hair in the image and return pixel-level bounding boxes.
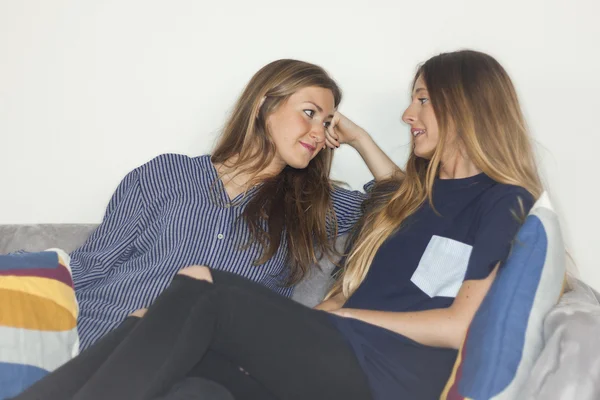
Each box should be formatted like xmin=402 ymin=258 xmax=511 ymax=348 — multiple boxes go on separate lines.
xmin=327 ymin=50 xmax=543 ymax=299
xmin=212 ymin=59 xmax=342 ymax=286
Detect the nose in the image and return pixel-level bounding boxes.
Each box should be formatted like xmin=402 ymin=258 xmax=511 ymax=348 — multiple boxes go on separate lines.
xmin=309 ymin=122 xmax=326 ymax=143
xmin=402 ymin=104 xmax=417 ymax=125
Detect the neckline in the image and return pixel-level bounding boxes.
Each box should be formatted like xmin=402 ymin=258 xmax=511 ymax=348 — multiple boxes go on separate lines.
xmin=434 ymin=172 xmax=492 ymax=189
xmin=201 ymin=155 xmax=260 ymax=207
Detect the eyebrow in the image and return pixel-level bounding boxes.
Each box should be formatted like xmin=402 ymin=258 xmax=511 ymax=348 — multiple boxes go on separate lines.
xmin=306 ymin=101 xmax=334 ymax=118
xmin=414 ymin=87 xmax=428 ymax=94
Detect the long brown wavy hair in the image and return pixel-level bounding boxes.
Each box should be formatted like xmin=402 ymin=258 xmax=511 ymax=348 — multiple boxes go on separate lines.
xmin=211 ymin=59 xmax=342 ymax=286
xmin=327 ymin=50 xmax=543 ymax=299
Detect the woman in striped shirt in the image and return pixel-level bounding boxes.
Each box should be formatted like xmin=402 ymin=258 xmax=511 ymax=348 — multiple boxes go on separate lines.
xmin=70 ymin=59 xmax=397 ymax=352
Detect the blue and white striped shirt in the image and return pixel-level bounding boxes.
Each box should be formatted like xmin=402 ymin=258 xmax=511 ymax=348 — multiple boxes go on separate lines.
xmin=71 ymin=154 xmax=369 ymax=349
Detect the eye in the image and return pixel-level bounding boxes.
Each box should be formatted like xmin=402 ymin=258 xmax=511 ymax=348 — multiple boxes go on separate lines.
xmin=323 ymin=121 xmax=332 ymax=128
xmin=418 ymin=98 xmax=429 ymax=105
xmin=304 ymin=109 xmax=315 ymax=118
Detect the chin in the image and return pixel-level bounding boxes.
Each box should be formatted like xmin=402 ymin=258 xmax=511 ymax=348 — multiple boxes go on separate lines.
xmin=284 ymin=152 xmax=314 ymax=170
xmin=414 ymin=147 xmax=435 ymax=160
xmin=285 ymin=157 xmax=310 ymax=169
xmin=287 ymin=161 xmax=310 ymax=170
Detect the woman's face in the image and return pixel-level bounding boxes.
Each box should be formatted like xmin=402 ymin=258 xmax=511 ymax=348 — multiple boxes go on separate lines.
xmin=402 ymin=75 xmax=440 ymax=159
xmin=266 ymin=86 xmax=335 ymax=170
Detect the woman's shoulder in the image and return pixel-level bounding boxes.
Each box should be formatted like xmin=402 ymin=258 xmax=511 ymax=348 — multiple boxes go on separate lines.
xmin=330 ymin=181 xmax=369 ymax=206
xmin=140 ymin=153 xmax=210 ymax=171
xmin=480 ymin=182 xmax=535 ymax=216
xmin=135 ymin=153 xmax=213 ymax=189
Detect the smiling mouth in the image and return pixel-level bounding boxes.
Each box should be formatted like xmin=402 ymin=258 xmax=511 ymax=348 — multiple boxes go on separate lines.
xmin=412 ymin=129 xmax=426 ymax=138
xmin=300 ymin=142 xmax=316 ymax=152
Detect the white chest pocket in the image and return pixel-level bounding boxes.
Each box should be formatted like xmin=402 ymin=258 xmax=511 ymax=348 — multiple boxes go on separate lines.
xmin=411 ymin=235 xmax=473 ymax=298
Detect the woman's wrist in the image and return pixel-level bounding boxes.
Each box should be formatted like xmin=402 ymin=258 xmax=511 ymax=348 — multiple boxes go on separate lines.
xmin=348 ymin=128 xmax=371 ymax=149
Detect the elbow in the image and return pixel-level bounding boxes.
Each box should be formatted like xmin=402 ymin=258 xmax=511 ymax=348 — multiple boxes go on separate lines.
xmin=447 ymin=324 xmax=467 ymax=350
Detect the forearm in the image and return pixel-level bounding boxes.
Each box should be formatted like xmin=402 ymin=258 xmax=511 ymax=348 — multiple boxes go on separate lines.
xmin=331 ymin=262 xmax=498 ymax=350
xmin=336 ymin=308 xmax=466 ymax=349
xmin=351 ymin=131 xmax=402 ymax=181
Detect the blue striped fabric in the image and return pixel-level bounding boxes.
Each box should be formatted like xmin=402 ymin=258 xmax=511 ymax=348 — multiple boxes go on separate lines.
xmin=71 ymin=154 xmax=368 ymax=350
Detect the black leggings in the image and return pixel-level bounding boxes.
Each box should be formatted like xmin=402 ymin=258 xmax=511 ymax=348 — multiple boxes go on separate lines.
xmin=16 ymin=269 xmax=372 ymax=400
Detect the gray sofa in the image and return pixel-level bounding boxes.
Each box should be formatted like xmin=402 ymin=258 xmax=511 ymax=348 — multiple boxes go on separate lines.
xmin=0 ymin=224 xmax=339 ymax=307
xmin=2 ymin=224 xmax=600 ymax=399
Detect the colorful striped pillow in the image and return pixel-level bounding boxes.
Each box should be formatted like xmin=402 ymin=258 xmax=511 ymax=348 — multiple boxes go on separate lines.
xmin=0 ymin=249 xmax=79 ymax=399
xmin=440 ymin=193 xmax=566 ymax=400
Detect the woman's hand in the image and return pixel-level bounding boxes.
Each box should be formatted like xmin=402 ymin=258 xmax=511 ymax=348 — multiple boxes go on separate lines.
xmin=325 ymin=111 xmax=402 ymax=181
xmin=129 ymin=308 xmax=148 ymax=318
xmin=326 ymin=308 xmax=354 ymax=318
xmin=325 ymin=112 xmax=368 ymax=149
xmin=314 ymin=292 xmax=347 ymax=312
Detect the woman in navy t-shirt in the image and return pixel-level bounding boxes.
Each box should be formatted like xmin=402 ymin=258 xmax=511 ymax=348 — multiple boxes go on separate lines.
xmin=16 ymin=50 xmax=543 ymax=400
xmin=319 ymin=50 xmax=543 ymax=399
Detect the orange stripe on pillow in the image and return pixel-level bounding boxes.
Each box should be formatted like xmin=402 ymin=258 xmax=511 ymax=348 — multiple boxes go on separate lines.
xmin=441 ymin=341 xmax=463 ymax=399
xmin=0 ymin=276 xmax=77 ymax=319
xmin=0 ymin=289 xmax=77 ymax=330
xmin=440 ymin=338 xmax=473 ymax=400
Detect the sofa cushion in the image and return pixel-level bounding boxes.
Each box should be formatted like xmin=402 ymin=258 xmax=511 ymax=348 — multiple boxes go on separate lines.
xmin=0 ymin=224 xmax=98 ymax=254
xmin=291 ymin=235 xmax=347 ymax=307
xmin=521 ymin=278 xmax=600 ymax=399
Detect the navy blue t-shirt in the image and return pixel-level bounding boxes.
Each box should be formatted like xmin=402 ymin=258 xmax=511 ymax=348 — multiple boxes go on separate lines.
xmin=328 ymin=173 xmax=534 ymax=400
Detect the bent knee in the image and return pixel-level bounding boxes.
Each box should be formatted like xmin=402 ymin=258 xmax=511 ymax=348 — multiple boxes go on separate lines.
xmin=177 ymin=265 xmax=214 ymax=283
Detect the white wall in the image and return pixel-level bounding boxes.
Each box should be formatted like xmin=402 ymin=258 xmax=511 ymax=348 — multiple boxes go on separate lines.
xmin=1 ymin=0 xmax=598 ymax=289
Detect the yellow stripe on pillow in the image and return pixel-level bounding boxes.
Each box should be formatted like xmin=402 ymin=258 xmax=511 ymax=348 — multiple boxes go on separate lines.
xmin=0 ymin=276 xmax=77 ymax=319
xmin=0 ymin=289 xmax=77 ymax=330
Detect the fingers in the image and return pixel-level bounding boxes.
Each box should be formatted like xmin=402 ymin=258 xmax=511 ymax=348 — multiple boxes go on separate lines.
xmin=326 ymin=127 xmax=340 ymax=149
xmin=332 ymin=111 xmax=342 ymax=126
xmin=327 ymin=127 xmax=339 ymax=141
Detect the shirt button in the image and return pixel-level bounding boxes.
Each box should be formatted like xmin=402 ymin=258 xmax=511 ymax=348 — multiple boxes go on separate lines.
xmin=224 ymin=203 xmax=231 ymax=209
xmin=217 ymin=233 xmax=224 ymax=240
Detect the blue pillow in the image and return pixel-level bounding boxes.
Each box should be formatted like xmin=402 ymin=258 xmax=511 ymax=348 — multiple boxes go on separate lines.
xmin=441 ymin=192 xmax=566 ymax=400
